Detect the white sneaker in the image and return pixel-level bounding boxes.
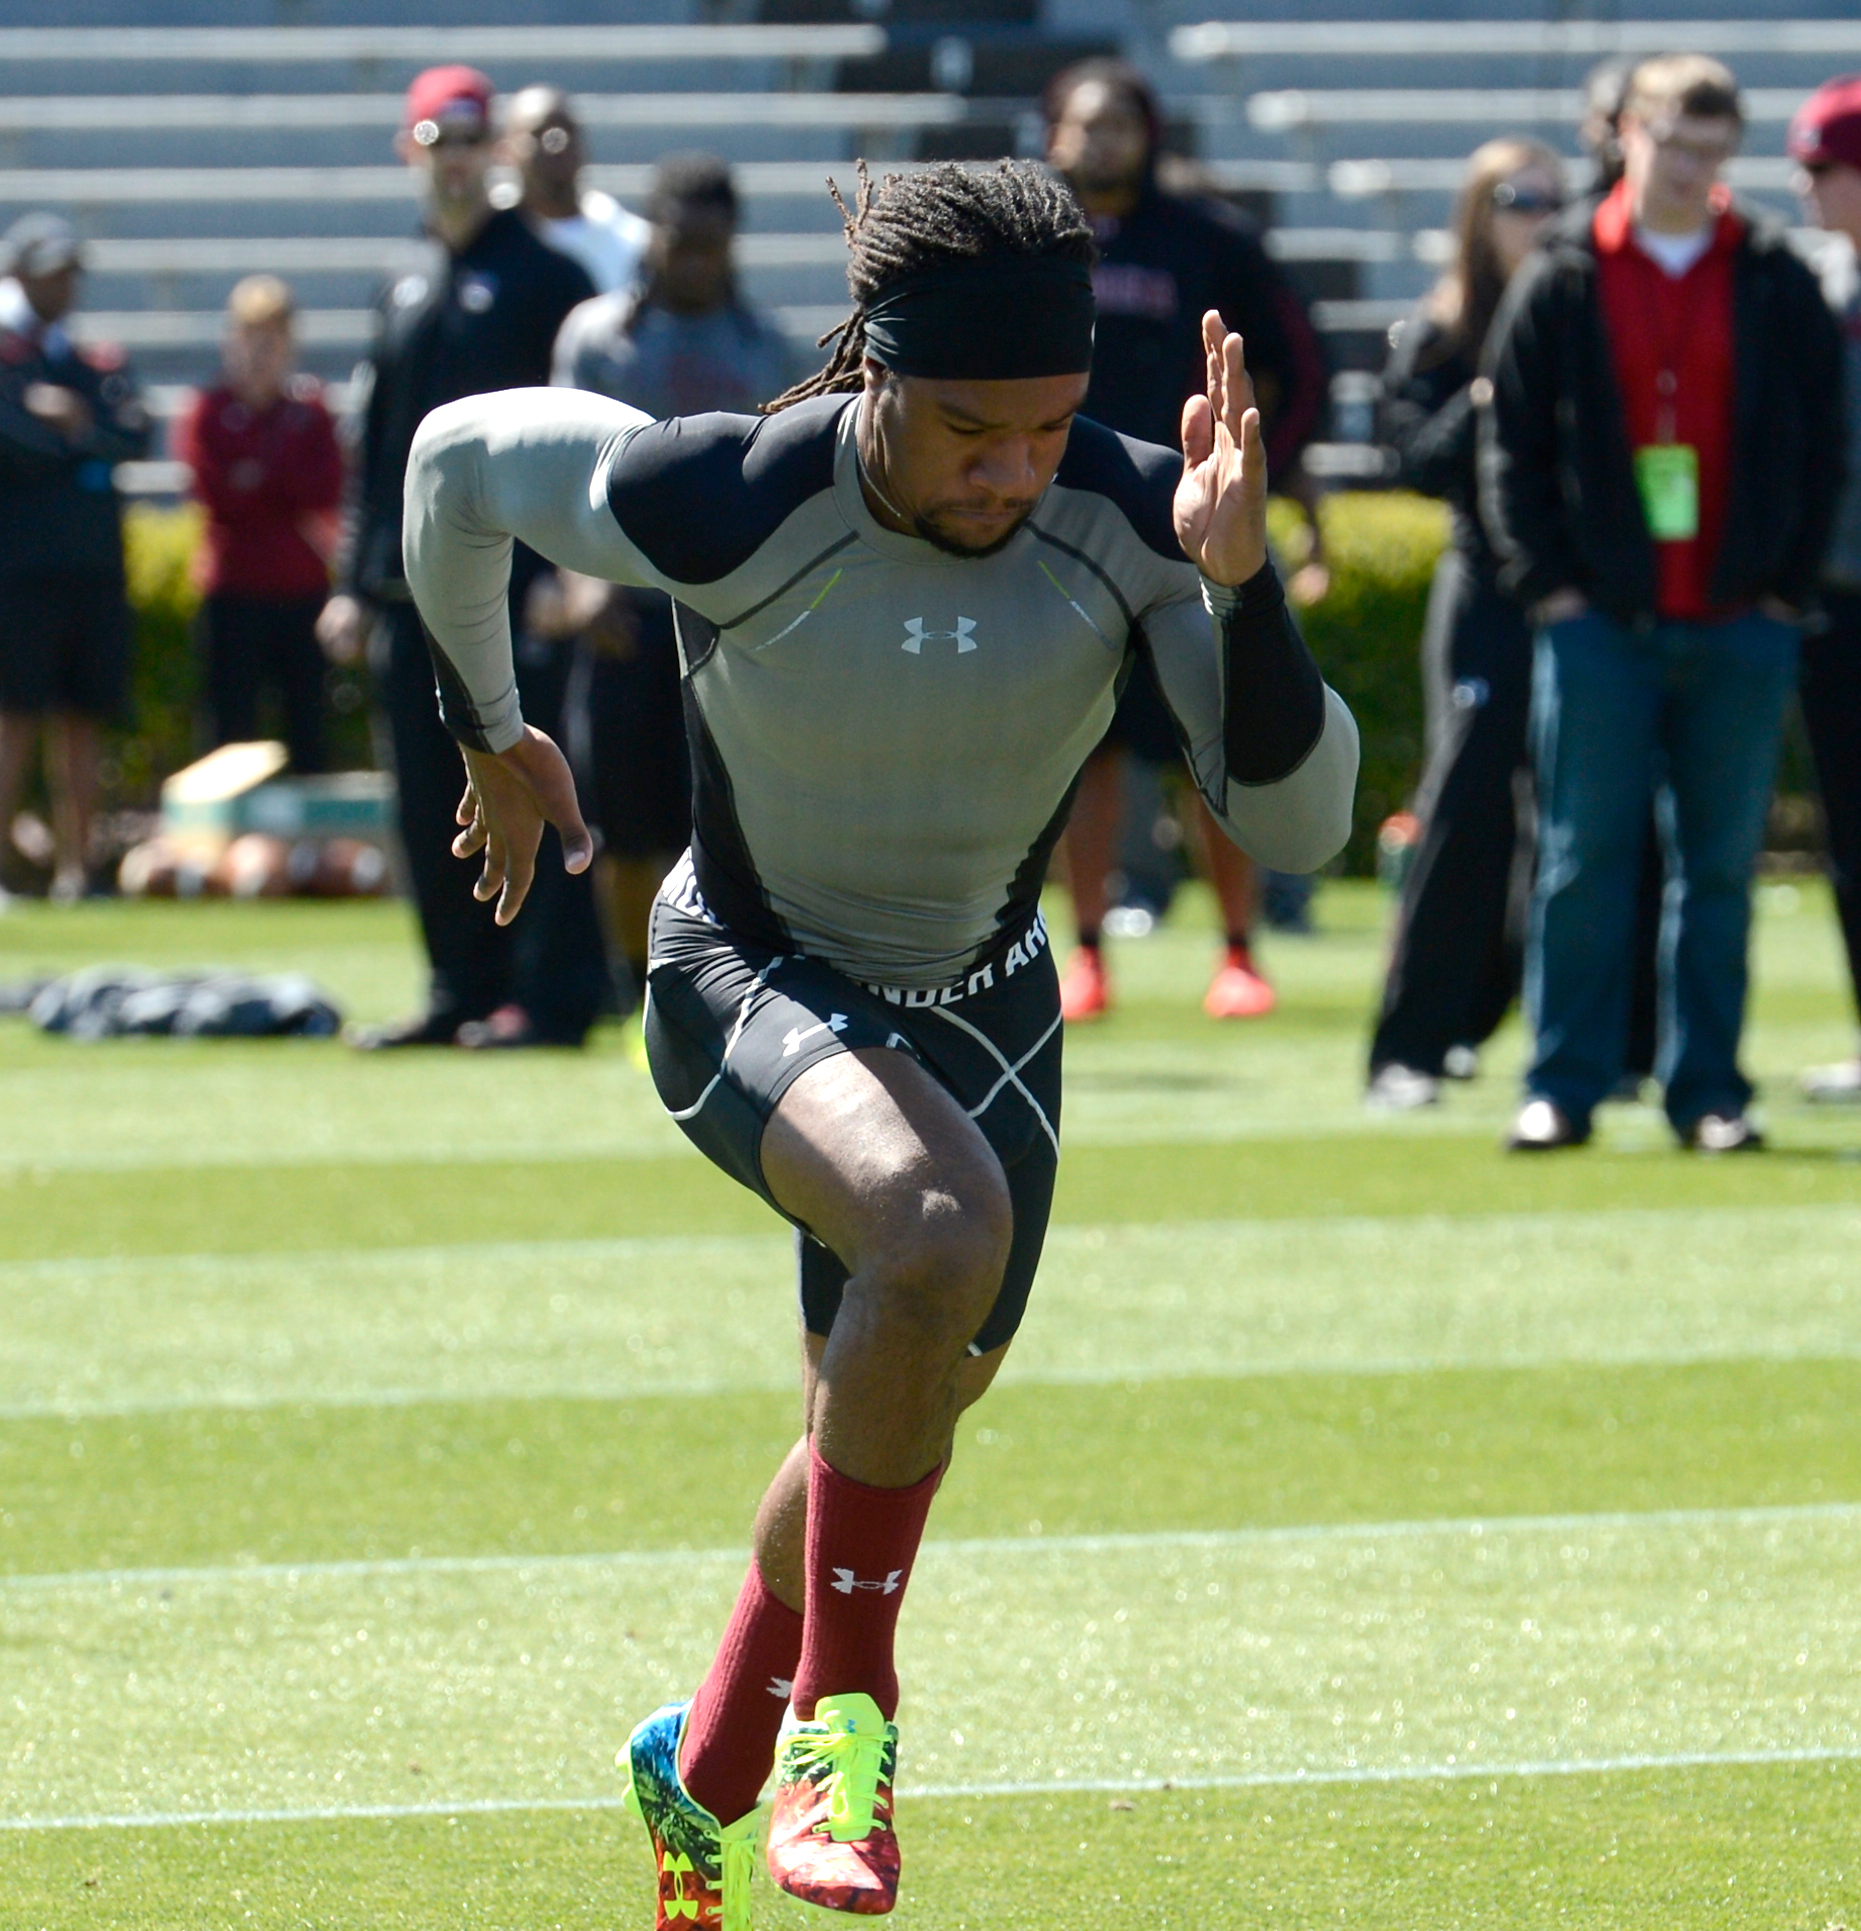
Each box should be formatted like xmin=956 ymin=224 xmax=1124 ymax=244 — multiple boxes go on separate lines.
xmin=1365 ymin=1063 xmax=1440 ymax=1112
xmin=1442 ymin=1044 xmax=1480 ymax=1082
xmin=1801 ymin=1058 xmax=1861 ymax=1102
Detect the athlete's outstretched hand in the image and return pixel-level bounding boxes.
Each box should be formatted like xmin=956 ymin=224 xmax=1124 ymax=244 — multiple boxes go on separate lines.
xmin=1174 ymin=309 xmax=1269 ymax=589
xmin=452 ymin=727 xmax=595 ymax=926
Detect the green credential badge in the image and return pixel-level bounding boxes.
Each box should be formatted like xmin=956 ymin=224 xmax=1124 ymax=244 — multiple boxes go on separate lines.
xmin=1634 ymin=443 xmax=1699 ymax=541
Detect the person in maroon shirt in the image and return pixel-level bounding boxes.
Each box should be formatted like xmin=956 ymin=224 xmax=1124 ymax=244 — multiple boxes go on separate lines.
xmin=176 ymin=275 xmax=342 ymax=771
xmin=1483 ymin=55 xmax=1844 ymax=1153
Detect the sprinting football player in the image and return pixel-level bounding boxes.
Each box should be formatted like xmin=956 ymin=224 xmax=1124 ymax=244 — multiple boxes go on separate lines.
xmin=402 ymin=160 xmax=1358 ymax=1927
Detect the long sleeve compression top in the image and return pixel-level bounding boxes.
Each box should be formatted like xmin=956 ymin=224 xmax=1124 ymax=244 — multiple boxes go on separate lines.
xmin=405 ymin=387 xmax=1357 ymax=988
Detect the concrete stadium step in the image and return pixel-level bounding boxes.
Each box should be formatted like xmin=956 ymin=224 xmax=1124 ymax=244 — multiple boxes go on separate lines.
xmin=72 ymin=219 xmax=1424 ymax=320
xmin=1170 ymin=17 xmax=1861 ymax=62
xmin=1244 ymin=86 xmax=1814 ymax=134
xmin=0 ymin=24 xmax=885 ymax=104
xmin=0 ymin=23 xmax=886 ymax=64
xmin=1153 ymin=17 xmax=1861 ymax=98
xmin=0 ymin=161 xmax=928 ymax=214
xmin=0 ymin=91 xmax=965 ymax=131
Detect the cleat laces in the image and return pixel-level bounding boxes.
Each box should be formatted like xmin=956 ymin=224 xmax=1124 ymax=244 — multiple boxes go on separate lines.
xmin=792 ymin=1723 xmax=892 ymax=1843
xmin=720 ymin=1826 xmax=756 ymax=1925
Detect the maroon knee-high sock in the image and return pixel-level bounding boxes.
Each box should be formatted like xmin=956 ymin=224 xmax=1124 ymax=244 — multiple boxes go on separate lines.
xmin=792 ymin=1444 xmax=942 ymax=1722
xmin=679 ymin=1563 xmax=804 ymax=1824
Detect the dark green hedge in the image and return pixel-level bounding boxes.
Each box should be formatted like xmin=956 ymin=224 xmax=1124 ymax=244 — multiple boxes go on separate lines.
xmin=115 ymin=503 xmax=372 ymax=808
xmin=123 ymin=496 xmax=1451 ymax=873
xmin=1274 ymin=491 xmax=1448 ymax=874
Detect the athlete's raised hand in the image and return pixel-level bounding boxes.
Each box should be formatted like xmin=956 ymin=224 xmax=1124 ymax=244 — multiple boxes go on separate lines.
xmin=452 ymin=727 xmax=594 ymax=926
xmin=1173 ymin=309 xmax=1269 ymax=589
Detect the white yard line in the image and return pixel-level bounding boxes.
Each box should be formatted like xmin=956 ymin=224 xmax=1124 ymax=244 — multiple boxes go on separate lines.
xmin=6 ymin=1203 xmax=1859 ymax=1421
xmin=10 ymin=1331 xmax=1861 ymax=1423
xmin=7 ymin=1498 xmax=1857 ymax=1593
xmin=7 ymin=1743 xmax=1858 ymax=1834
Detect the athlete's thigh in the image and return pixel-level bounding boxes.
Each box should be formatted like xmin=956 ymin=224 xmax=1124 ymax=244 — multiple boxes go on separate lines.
xmin=761 ymin=1045 xmax=1011 ymax=1281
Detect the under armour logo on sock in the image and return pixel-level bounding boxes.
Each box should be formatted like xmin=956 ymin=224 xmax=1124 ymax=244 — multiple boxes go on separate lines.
xmin=830 ymin=1568 xmax=903 ymax=1595
xmin=767 ymin=1674 xmax=794 ymax=1700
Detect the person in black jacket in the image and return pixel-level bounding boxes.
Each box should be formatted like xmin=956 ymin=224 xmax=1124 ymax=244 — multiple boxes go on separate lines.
xmin=0 ymin=213 xmax=148 ymax=902
xmin=1482 ymin=55 xmax=1846 ymax=1152
xmin=1043 ymin=57 xmax=1331 ymax=1024
xmin=316 ymin=65 xmax=605 ymax=1049
xmin=1366 ymin=139 xmax=1565 ymax=1109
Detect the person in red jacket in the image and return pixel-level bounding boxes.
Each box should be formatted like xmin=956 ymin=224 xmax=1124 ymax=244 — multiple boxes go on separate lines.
xmin=176 ymin=275 xmax=343 ymax=771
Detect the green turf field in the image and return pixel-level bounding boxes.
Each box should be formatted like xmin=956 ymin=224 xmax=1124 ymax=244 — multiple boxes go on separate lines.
xmin=3 ymin=880 xmax=1859 ymax=1928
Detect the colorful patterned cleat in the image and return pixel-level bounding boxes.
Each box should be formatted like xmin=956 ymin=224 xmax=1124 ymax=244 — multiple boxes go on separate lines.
xmin=621 ymin=1700 xmax=762 ymax=1930
xmin=766 ymin=1693 xmax=901 ymax=1915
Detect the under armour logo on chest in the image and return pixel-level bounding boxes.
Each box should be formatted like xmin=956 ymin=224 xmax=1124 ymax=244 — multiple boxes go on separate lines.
xmin=902 ymin=616 xmax=977 ymax=655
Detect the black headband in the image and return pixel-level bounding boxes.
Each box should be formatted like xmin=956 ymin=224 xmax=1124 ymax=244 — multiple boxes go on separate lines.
xmin=862 ymin=253 xmax=1096 ymax=381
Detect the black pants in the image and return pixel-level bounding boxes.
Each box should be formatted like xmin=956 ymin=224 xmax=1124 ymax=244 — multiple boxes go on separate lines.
xmin=1370 ymin=551 xmax=1660 ymax=1078
xmin=564 ymin=589 xmax=691 ymax=861
xmin=1801 ymin=586 xmax=1861 ymax=1022
xmin=200 ymin=593 xmax=328 ymax=772
xmin=376 ymin=598 xmax=609 ymax=1042
xmin=1371 ymin=552 xmax=1534 ymax=1074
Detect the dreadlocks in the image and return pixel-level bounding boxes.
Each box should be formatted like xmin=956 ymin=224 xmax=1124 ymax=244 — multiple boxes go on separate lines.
xmin=764 ymin=158 xmax=1094 ymax=412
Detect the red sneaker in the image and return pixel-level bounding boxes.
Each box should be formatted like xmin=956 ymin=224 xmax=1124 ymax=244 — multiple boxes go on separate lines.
xmin=766 ymin=1694 xmax=900 ymax=1915
xmin=1203 ymin=945 xmax=1276 ymax=1019
xmin=1059 ymin=946 xmax=1111 ymax=1021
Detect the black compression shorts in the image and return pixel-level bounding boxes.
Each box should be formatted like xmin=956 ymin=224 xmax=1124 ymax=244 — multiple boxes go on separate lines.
xmin=642 ymin=884 xmax=1063 ymax=1355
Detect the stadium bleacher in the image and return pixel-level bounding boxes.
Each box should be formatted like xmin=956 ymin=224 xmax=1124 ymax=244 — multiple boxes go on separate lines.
xmin=1 ymin=0 xmax=1852 ymax=486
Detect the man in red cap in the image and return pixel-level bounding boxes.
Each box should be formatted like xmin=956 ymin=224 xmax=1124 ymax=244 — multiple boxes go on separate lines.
xmin=318 ymin=65 xmax=606 ymax=1049
xmin=1792 ymin=77 xmax=1861 ymax=1100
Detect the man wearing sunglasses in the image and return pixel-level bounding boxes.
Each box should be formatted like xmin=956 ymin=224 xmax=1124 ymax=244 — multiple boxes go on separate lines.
xmin=320 ymin=66 xmax=606 ymax=1050
xmin=1482 ymin=54 xmax=1844 ymax=1154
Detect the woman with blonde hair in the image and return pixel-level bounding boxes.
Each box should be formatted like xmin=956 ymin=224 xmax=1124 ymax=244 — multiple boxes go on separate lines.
xmin=1367 ymin=137 xmax=1565 ymax=1108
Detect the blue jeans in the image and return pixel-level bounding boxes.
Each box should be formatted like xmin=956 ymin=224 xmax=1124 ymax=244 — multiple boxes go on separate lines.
xmin=1524 ymin=607 xmax=1799 ymax=1134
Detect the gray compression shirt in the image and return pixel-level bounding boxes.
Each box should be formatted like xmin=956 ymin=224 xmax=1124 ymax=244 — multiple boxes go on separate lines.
xmin=404 ymin=387 xmax=1358 ymax=989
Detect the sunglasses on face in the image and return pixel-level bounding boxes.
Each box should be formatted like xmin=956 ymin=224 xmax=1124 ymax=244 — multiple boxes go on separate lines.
xmin=412 ymin=118 xmax=490 ymax=151
xmin=1492 ymin=181 xmax=1564 ymax=214
xmin=1645 ymin=123 xmax=1740 ymax=163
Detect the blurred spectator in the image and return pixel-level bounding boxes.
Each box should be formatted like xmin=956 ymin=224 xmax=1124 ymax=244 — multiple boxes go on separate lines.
xmin=553 ymin=153 xmax=798 ymax=412
xmin=1580 ymin=60 xmax=1633 ymax=195
xmin=175 ymin=275 xmax=342 ymax=772
xmin=1791 ymin=78 xmax=1861 ymax=1100
xmin=1042 ymin=57 xmax=1329 ymax=1024
xmin=505 ymin=85 xmax=650 ymax=295
xmin=1482 ymin=55 xmax=1845 ymax=1151
xmin=317 ymin=66 xmax=604 ymax=1049
xmin=547 ymin=152 xmax=801 ymax=996
xmin=0 ymin=212 xmax=148 ymax=902
xmin=1366 ymin=139 xmax=1565 ymax=1111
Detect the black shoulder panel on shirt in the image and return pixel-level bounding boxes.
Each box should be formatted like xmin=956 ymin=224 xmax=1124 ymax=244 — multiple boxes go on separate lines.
xmin=605 ymin=393 xmax=845 ymax=584
xmin=1053 ymin=416 xmax=1184 ymax=563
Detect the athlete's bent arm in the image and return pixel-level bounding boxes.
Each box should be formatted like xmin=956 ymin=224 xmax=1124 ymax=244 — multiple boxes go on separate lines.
xmin=402 ymin=387 xmax=657 ymax=920
xmin=1142 ymin=570 xmax=1358 ymax=874
xmin=1149 ymin=311 xmax=1358 ymax=873
xmin=403 ymin=387 xmax=656 ymax=753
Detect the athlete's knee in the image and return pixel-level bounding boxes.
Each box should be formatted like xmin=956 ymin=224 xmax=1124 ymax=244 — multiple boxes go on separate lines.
xmin=857 ymin=1163 xmax=1012 ymax=1348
